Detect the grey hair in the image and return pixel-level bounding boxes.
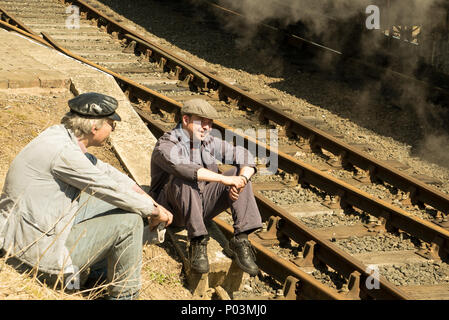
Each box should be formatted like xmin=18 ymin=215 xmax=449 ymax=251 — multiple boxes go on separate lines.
xmin=61 ymin=112 xmax=106 ymax=138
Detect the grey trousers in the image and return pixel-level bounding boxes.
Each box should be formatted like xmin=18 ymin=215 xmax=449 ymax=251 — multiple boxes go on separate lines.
xmin=158 ymin=167 xmax=263 ymax=239
xmin=65 ymin=193 xmax=143 ymax=299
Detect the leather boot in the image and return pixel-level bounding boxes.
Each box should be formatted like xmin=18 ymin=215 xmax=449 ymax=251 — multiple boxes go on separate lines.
xmin=228 ymin=236 xmax=259 ymax=276
xmin=188 ymin=236 xmax=209 ymax=274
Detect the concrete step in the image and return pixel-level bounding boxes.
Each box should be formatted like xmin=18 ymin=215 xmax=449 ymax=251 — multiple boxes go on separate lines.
xmin=64 ymin=44 xmax=124 ymax=52
xmin=80 ymin=52 xmax=138 ymax=60
xmin=167 ymin=220 xmax=245 ymax=298
xmin=127 ymin=76 xmax=177 ymax=85
xmin=353 ymin=250 xmax=430 ymax=267
xmin=49 ymin=34 xmax=115 ymax=41
xmin=39 ymin=29 xmax=105 ymax=36
xmin=401 ymin=284 xmax=449 ymax=300
xmin=280 ymin=202 xmax=336 ymax=219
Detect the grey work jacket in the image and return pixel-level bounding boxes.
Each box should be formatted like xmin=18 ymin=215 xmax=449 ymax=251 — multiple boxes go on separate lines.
xmin=150 ymin=123 xmax=257 ymax=198
xmin=0 ymin=125 xmax=155 ymax=275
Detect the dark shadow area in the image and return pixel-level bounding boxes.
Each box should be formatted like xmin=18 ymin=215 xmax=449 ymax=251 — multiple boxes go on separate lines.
xmin=96 ymin=0 xmax=449 ymax=169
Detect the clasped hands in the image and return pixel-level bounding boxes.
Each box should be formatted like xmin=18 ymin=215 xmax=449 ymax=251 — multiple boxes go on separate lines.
xmin=221 ymin=175 xmax=249 ymax=201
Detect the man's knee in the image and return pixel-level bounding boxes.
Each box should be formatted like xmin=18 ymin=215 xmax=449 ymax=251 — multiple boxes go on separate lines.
xmin=120 ymin=213 xmax=144 ymax=235
xmin=223 ymin=167 xmax=238 ymax=176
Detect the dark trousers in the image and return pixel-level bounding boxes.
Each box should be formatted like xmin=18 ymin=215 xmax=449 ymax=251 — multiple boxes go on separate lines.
xmin=158 ymin=167 xmax=262 ymax=239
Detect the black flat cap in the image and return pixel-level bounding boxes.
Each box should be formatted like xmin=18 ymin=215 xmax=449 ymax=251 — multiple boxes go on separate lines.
xmin=68 ymin=92 xmax=121 ymax=121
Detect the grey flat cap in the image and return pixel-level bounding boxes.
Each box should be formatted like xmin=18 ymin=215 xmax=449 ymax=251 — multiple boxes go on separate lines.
xmin=68 ymin=92 xmax=121 ymax=121
xmin=181 ymin=98 xmax=219 ymax=120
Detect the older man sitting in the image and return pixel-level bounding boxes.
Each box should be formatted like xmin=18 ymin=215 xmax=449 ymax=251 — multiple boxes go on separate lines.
xmin=0 ymin=92 xmax=172 ymax=299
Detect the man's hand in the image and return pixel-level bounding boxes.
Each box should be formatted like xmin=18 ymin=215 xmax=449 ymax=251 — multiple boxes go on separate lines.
xmin=229 ymin=185 xmax=244 ymax=201
xmin=148 ymin=204 xmax=173 ymax=231
xmin=220 ymin=175 xmax=247 ymax=189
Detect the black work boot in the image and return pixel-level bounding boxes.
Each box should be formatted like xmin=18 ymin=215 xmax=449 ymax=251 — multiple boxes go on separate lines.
xmin=228 ymin=236 xmax=259 ymax=276
xmin=188 ymin=236 xmax=209 ymax=274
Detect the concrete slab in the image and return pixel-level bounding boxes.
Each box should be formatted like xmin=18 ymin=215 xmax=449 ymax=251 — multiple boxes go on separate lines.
xmin=348 ymin=143 xmax=378 ymax=152
xmin=279 ymin=144 xmax=303 ymax=156
xmin=382 ymin=159 xmax=410 ymax=171
xmin=6 ymin=71 xmax=40 ymax=89
xmin=253 ymin=181 xmax=287 ymax=191
xmin=281 ymin=202 xmax=336 ymax=218
xmin=0 ymin=74 xmax=8 ymax=89
xmin=401 ymin=284 xmax=449 ymax=300
xmin=410 ymin=173 xmax=443 ymax=186
xmin=353 ymin=250 xmax=429 ymax=267
xmin=315 ymin=223 xmax=377 ymax=240
xmin=37 ymin=70 xmax=71 ymax=88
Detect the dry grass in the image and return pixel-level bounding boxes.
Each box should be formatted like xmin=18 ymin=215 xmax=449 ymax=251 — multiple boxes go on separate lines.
xmin=0 ymin=241 xmax=191 ymax=300
xmin=0 ymin=257 xmax=84 ymax=300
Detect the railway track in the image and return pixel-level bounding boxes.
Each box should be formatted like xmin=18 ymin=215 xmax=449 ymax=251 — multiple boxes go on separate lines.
xmin=2 ymin=0 xmax=449 ymax=300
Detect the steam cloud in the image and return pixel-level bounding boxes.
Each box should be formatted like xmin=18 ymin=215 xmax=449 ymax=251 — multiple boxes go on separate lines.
xmin=201 ymin=0 xmax=449 ymax=167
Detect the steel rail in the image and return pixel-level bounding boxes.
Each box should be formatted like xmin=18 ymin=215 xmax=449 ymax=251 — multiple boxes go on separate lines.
xmin=53 ymin=0 xmax=449 ymax=220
